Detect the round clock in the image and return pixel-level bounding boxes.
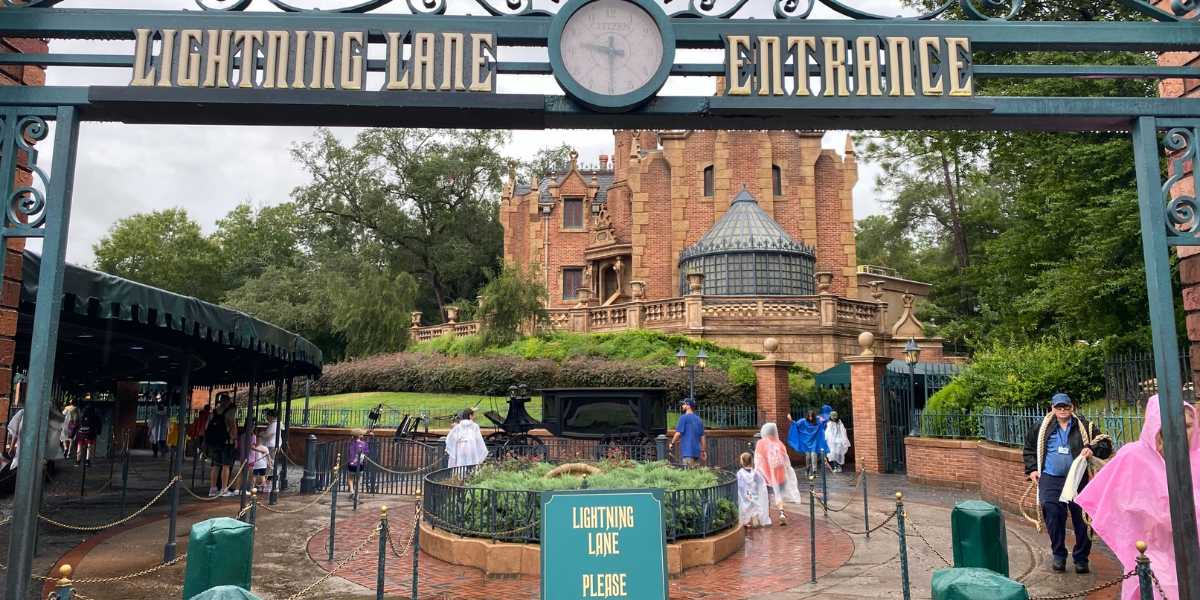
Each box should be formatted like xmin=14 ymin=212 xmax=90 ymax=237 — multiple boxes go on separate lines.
xmin=549 ymin=0 xmax=675 ymax=113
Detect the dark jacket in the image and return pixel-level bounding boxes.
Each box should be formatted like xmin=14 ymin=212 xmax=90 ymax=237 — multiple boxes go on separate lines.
xmin=1022 ymin=413 xmax=1113 ymax=476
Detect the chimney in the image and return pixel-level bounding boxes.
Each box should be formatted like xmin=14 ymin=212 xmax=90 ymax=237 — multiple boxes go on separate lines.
xmin=599 ymin=154 xmax=609 ymax=170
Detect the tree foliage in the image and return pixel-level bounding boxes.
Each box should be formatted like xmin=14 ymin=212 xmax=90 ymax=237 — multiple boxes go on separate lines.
xmin=477 ymin=263 xmax=549 ymax=347
xmin=93 ymin=208 xmax=225 ymax=302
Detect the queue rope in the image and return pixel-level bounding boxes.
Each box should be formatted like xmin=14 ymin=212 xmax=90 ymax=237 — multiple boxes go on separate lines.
xmin=807 ymin=492 xmax=899 ymax=536
xmin=285 ymin=525 xmax=381 ymax=600
xmin=39 ymin=477 xmax=180 ymax=532
xmin=181 ymin=461 xmax=248 ymax=501
xmin=386 ymin=503 xmax=422 ymax=558
xmin=904 ymin=515 xmax=951 ymax=567
xmin=257 ymin=479 xmax=337 ymax=515
xmin=1027 ymin=568 xmax=1139 ymax=600
xmin=811 ymin=470 xmax=865 ymax=513
xmin=363 ymin=455 xmax=441 ymax=476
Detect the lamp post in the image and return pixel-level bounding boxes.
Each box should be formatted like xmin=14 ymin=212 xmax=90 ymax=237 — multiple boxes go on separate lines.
xmin=676 ymin=348 xmax=708 ymax=403
xmin=904 ymin=338 xmax=921 ymax=436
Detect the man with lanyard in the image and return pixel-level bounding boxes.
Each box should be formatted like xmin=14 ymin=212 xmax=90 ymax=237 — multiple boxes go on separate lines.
xmin=1023 ymin=393 xmax=1112 ymax=574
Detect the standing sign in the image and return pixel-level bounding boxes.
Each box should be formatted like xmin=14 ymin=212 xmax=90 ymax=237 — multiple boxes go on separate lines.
xmin=541 ymin=489 xmax=667 ymax=599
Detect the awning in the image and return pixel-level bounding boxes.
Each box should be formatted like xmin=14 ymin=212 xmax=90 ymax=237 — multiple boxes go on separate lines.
xmin=17 ymin=251 xmax=321 ymax=388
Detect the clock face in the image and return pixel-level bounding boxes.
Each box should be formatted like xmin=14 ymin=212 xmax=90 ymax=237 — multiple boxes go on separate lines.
xmin=558 ymin=0 xmax=665 ymax=97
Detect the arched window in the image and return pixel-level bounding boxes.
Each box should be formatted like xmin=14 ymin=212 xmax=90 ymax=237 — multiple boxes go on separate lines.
xmin=772 ymin=165 xmax=782 ymax=196
xmin=703 ymin=165 xmax=714 ymax=197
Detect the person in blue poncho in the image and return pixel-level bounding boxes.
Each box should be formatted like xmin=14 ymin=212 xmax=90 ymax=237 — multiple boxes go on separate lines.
xmin=787 ymin=407 xmax=830 ymax=477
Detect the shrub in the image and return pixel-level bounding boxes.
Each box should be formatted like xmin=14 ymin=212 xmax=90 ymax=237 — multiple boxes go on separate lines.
xmin=928 ymin=339 xmax=1105 ymax=411
xmin=476 ymin=263 xmax=548 ymax=347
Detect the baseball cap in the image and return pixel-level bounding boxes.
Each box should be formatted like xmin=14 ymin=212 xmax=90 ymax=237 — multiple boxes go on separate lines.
xmin=682 ymin=398 xmax=697 ymax=408
xmin=1051 ymin=393 xmax=1072 ymax=408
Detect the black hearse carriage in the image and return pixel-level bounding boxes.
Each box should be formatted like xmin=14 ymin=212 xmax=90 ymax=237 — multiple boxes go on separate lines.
xmin=483 ymin=385 xmax=668 ymax=460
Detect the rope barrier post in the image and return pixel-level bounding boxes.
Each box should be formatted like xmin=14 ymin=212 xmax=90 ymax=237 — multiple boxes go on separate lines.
xmin=862 ymin=467 xmax=870 ymax=540
xmin=51 ymin=564 xmax=74 ymax=600
xmin=249 ymin=487 xmax=259 ymax=526
xmin=1135 ymin=541 xmax=1153 ymax=600
xmin=280 ymin=374 xmax=293 ymax=492
xmin=79 ymin=454 xmax=88 ymax=498
xmin=655 ymin=434 xmax=668 ymax=461
xmin=120 ymin=446 xmax=130 ymax=515
xmin=328 ymin=456 xmax=341 ymax=562
xmin=302 ymin=434 xmax=317 ymax=494
xmin=191 ymin=443 xmax=199 ymax=490
xmin=820 ymin=451 xmax=828 ymax=518
xmin=896 ymin=492 xmax=911 ymax=600
xmin=808 ymin=474 xmax=817 ymax=584
xmin=353 ymin=463 xmax=362 ymax=511
xmin=377 ymin=506 xmax=388 ymax=600
xmin=411 ymin=505 xmax=421 ymax=600
xmin=165 ymin=359 xmax=193 ymax=563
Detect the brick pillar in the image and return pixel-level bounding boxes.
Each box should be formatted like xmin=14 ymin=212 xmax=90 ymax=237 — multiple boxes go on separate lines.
xmin=0 ymin=37 xmax=48 ymax=446
xmin=846 ymin=353 xmax=894 ymax=473
xmin=753 ymin=338 xmax=793 ymax=427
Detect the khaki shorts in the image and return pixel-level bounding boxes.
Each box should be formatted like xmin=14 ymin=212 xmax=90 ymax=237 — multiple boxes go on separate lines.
xmin=682 ymin=457 xmax=701 ymax=467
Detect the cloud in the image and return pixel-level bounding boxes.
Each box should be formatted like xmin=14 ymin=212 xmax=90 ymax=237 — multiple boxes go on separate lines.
xmin=39 ymin=0 xmax=895 ymax=264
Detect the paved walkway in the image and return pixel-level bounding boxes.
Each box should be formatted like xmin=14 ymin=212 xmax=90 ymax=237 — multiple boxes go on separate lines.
xmin=2 ymin=456 xmax=1133 ymax=600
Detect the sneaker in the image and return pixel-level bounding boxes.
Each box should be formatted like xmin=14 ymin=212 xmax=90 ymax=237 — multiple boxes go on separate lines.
xmin=1052 ymin=558 xmax=1066 ymax=572
xmin=1074 ymin=562 xmax=1089 ymax=574
xmin=207 ymin=487 xmax=219 ymax=498
xmin=221 ymin=490 xmax=238 ymax=498
xmin=778 ymin=511 xmax=788 ymax=526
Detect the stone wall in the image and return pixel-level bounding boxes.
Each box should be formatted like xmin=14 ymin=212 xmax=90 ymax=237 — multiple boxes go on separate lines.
xmin=903 ymin=437 xmax=979 ymax=490
xmin=0 ymin=36 xmax=49 ymax=444
xmin=978 ymin=442 xmax=1030 ymax=515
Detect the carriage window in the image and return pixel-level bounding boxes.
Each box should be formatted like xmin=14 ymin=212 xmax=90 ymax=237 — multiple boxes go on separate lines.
xmin=563 ymin=198 xmax=584 ymax=229
xmin=562 ymin=268 xmax=583 ymax=300
xmin=703 ymin=166 xmax=714 ymax=197
xmin=772 ymin=165 xmax=782 ymax=196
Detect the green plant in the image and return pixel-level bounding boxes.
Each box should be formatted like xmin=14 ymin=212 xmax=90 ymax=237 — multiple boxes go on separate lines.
xmin=477 ymin=263 xmax=548 ymax=347
xmin=928 ymin=338 xmax=1105 ymax=411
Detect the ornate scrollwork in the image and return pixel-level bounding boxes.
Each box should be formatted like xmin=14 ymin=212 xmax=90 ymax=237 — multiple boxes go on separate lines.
xmin=958 ymin=0 xmax=1022 ymax=20
xmin=1163 ymin=127 xmax=1200 ymax=238
xmin=0 ymin=113 xmax=51 ymax=237
xmin=1116 ymin=0 xmax=1199 ymax=21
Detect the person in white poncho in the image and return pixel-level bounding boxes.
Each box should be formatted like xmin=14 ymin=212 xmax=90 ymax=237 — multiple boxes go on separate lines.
xmin=445 ymin=408 xmax=488 ymax=468
xmin=736 ymin=451 xmax=770 ymax=528
xmin=824 ymin=411 xmax=851 ymax=473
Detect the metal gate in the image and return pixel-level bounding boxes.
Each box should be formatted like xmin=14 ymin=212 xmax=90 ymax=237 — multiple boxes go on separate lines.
xmin=880 ymin=369 xmax=914 ymax=474
xmin=315 ymin=437 xmax=444 ymax=496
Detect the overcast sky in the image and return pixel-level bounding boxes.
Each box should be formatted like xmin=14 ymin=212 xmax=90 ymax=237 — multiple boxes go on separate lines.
xmin=38 ymin=0 xmax=909 ymax=265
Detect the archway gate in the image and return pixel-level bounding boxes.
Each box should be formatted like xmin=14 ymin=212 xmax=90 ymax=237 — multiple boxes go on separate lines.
xmin=2 ymin=0 xmax=1200 ymax=597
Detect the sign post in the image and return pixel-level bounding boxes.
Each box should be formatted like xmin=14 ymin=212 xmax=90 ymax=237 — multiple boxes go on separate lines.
xmin=541 ymin=489 xmax=668 ymax=600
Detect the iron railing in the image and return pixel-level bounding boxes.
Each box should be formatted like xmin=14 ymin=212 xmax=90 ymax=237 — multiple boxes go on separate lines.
xmin=913 ymin=407 xmax=1145 ymax=451
xmin=1103 ymin=351 xmax=1194 ymax=409
xmin=669 ymin=404 xmax=759 ymax=429
xmin=314 ymin=437 xmax=445 ymax=495
xmin=421 ymin=464 xmax=739 ymax=543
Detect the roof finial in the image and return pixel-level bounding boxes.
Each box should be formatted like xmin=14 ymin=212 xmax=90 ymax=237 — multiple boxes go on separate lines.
xmin=569 ymin=149 xmax=579 ymax=170
xmin=845 ymin=134 xmax=855 ymax=155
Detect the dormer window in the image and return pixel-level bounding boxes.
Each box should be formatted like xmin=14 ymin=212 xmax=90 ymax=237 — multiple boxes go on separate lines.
xmin=703 ymin=166 xmax=714 ymax=197
xmin=772 ymin=165 xmax=782 ymax=196
xmin=563 ymin=198 xmax=584 ymax=229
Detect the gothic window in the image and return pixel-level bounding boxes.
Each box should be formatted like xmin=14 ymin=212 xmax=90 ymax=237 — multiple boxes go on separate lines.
xmin=703 ymin=166 xmax=714 ymax=197
xmin=772 ymin=165 xmax=782 ymax=196
xmin=562 ymin=268 xmax=583 ymax=300
xmin=563 ymin=198 xmax=584 ymax=229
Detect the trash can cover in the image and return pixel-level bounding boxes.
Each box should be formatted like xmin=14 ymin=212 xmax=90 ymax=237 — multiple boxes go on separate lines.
xmin=189 ymin=585 xmax=263 ymax=600
xmin=931 ymin=567 xmax=1029 ymax=600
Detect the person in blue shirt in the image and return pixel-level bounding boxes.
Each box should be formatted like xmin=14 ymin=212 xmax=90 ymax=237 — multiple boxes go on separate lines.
xmin=1022 ymin=393 xmax=1113 ymax=574
xmin=670 ymin=399 xmax=706 ymax=466
xmin=787 ymin=410 xmax=824 ymax=477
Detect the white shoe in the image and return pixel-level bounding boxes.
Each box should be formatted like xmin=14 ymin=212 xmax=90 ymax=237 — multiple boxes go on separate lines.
xmin=221 ymin=490 xmax=238 ymax=497
xmin=207 ymin=487 xmax=219 ymax=498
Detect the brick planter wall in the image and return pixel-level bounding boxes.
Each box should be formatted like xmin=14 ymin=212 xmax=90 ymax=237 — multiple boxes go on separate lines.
xmin=978 ymin=442 xmax=1030 ymax=515
xmin=903 ymin=437 xmax=979 ymax=490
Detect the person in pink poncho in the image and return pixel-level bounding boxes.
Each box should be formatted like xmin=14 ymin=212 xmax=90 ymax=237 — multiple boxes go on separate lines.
xmin=1075 ymin=395 xmax=1199 ymax=600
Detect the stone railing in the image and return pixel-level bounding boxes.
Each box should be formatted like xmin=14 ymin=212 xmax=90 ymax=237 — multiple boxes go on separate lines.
xmin=409 ymin=293 xmax=882 ymax=342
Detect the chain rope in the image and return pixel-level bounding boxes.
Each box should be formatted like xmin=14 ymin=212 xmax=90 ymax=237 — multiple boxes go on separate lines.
xmin=387 ymin=504 xmax=422 ymax=558
xmin=904 ymin=514 xmax=951 ymax=567
xmin=181 ymin=461 xmax=247 ymax=501
xmin=1027 ymin=568 xmax=1139 ymax=600
xmin=363 ymin=455 xmax=440 ymax=476
xmin=807 ymin=491 xmax=898 ymax=536
xmin=258 ymin=480 xmax=337 ymax=514
xmin=68 ymin=554 xmax=189 ymax=584
xmin=811 ymin=470 xmax=865 ymax=513
xmin=39 ymin=477 xmax=180 ymax=532
xmin=1150 ymin=571 xmax=1169 ymax=599
xmin=285 ymin=525 xmax=381 ymax=600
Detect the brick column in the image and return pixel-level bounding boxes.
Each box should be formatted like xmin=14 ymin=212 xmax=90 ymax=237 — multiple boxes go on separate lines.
xmin=846 ymin=353 xmax=894 ymax=473
xmin=753 ymin=338 xmax=792 ymax=427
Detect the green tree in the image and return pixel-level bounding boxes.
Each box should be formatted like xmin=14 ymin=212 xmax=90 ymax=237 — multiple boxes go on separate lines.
xmin=222 ymin=264 xmax=347 ymax=359
xmin=477 ymin=263 xmax=548 ymax=347
xmin=212 ymin=202 xmax=303 ymax=288
xmin=290 ymin=128 xmax=508 ymax=319
xmin=521 ymin=143 xmax=575 ymax=183
xmin=334 ymin=268 xmax=420 ymax=358
xmin=92 ymin=208 xmax=226 ymax=301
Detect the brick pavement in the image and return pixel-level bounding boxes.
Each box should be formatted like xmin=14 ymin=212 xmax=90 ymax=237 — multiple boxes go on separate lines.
xmin=306 ymin=504 xmax=854 ymax=600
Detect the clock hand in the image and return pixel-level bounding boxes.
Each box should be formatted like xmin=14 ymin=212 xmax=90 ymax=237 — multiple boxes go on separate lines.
xmin=607 ymin=35 xmax=615 ymax=94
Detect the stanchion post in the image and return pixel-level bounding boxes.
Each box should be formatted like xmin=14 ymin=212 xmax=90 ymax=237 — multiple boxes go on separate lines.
xmin=51 ymin=564 xmax=74 ymax=600
xmin=655 ymin=434 xmax=668 ymax=462
xmin=302 ymin=434 xmax=317 ymax=494
xmin=328 ymin=455 xmax=341 ymax=562
xmin=1135 ymin=541 xmax=1153 ymax=600
xmin=820 ymin=451 xmax=828 ymax=517
xmin=896 ymin=492 xmax=911 ymax=600
xmin=249 ymin=487 xmax=258 ymax=526
xmin=377 ymin=506 xmax=388 ymax=600
xmin=411 ymin=506 xmax=421 ymax=600
xmin=120 ymin=447 xmax=130 ymax=515
xmin=191 ymin=445 xmax=199 ymax=490
xmin=79 ymin=455 xmax=88 ymax=498
xmin=354 ymin=465 xmax=361 ymax=511
xmin=809 ymin=474 xmax=817 ymax=584
xmin=862 ymin=467 xmax=870 ymax=540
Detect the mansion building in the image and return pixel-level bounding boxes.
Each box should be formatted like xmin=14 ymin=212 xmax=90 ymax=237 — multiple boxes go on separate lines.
xmin=468 ymin=129 xmax=935 ymax=370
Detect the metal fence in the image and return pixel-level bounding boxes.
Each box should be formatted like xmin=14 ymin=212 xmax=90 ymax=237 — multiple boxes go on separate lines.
xmin=669 ymin=404 xmax=759 ymax=429
xmin=420 ymin=464 xmax=738 ymax=543
xmin=314 ymin=437 xmax=445 ymax=495
xmin=1103 ymin=350 xmax=1194 ymax=409
xmin=913 ymin=407 xmax=1145 ymax=451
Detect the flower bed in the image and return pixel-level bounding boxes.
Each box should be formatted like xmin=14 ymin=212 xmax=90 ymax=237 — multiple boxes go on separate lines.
xmin=422 ymin=460 xmax=738 ymax=543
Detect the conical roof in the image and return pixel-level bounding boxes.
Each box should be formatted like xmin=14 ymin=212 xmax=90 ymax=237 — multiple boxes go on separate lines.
xmin=678 ymin=187 xmax=815 ymax=263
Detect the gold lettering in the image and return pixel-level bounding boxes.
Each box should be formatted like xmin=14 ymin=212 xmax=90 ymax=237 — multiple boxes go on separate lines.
xmin=177 ymin=29 xmax=203 ymax=87
xmin=156 ymin=30 xmax=176 ymax=87
xmin=310 ymin=31 xmax=337 ymax=90
xmin=340 ymin=31 xmax=365 ymax=90
xmin=787 ymin=36 xmax=816 ymax=97
xmin=917 ymin=36 xmax=943 ymax=96
xmin=756 ymin=36 xmax=784 ymax=96
xmin=131 ymin=29 xmax=157 ymax=87
xmin=292 ymin=31 xmax=308 ymax=89
xmin=232 ymin=30 xmax=264 ymax=88
xmin=386 ymin=31 xmax=410 ymax=90
xmin=263 ymin=31 xmax=290 ymax=89
xmin=945 ymin=37 xmax=972 ymax=97
xmin=202 ymin=29 xmax=234 ymax=88
xmin=411 ymin=32 xmax=436 ymax=91
xmin=725 ymin=35 xmax=752 ymax=96
xmin=854 ymin=36 xmax=883 ymax=96
xmin=885 ymin=36 xmax=915 ymax=97
xmin=469 ymin=33 xmax=495 ymax=92
xmin=440 ymin=32 xmax=466 ymax=91
xmin=821 ymin=36 xmax=849 ymax=97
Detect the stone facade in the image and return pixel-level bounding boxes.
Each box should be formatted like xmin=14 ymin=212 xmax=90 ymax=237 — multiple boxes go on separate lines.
xmin=0 ymin=37 xmax=48 ymax=444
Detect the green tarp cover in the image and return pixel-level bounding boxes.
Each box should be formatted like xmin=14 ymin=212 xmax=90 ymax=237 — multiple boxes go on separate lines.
xmin=21 ymin=250 xmax=321 ymax=373
xmin=182 ymin=518 xmax=255 ymax=599
xmin=189 ymin=586 xmax=263 ymax=600
xmin=951 ymin=500 xmax=1010 ymax=576
xmin=932 ymin=568 xmax=1029 ymax=600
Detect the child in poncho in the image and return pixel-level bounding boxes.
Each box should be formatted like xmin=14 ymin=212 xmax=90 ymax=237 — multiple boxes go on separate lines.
xmin=737 ymin=452 xmax=770 ymax=528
